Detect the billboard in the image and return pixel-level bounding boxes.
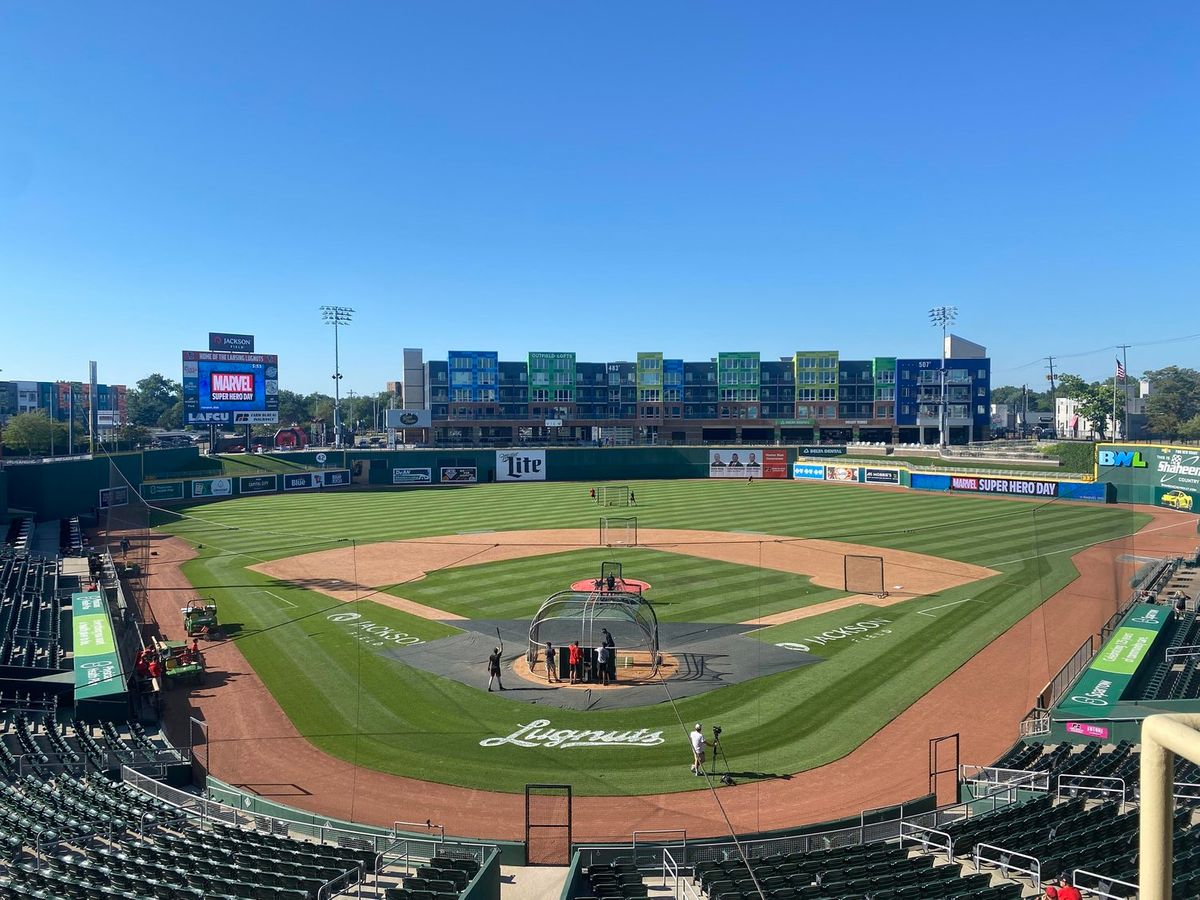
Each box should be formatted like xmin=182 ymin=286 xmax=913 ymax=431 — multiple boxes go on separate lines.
xmin=950 ymin=476 xmax=1058 ymax=497
xmin=191 ymin=477 xmax=233 ymax=498
xmin=140 ymin=481 xmax=186 ymax=502
xmin=762 ymin=449 xmax=789 ymax=479
xmin=239 ymin=475 xmax=278 ymax=494
xmin=385 ymin=408 xmax=432 ymax=429
xmin=183 ymin=350 xmax=279 ymax=426
xmin=1156 ymin=486 xmax=1197 ymax=512
xmin=708 ymin=449 xmax=762 ymax=478
xmin=441 ymin=466 xmax=478 ymax=484
xmin=798 ymin=446 xmax=847 ymax=457
xmin=98 ymin=486 xmax=129 ymax=509
xmin=393 ymin=467 xmax=432 ymax=485
xmin=323 ymin=469 xmax=352 ymax=487
xmin=825 ymin=466 xmax=859 ymax=483
xmin=792 ymin=463 xmax=825 ymax=480
xmin=864 ymin=468 xmax=900 ymax=484
xmin=497 ymin=450 xmax=546 ymax=481
xmin=209 ymin=332 xmax=255 ymax=353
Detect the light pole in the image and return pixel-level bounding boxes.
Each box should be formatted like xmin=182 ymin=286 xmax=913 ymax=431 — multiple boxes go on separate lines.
xmin=320 ymin=306 xmax=354 ymax=449
xmin=928 ymin=306 xmax=958 ymax=449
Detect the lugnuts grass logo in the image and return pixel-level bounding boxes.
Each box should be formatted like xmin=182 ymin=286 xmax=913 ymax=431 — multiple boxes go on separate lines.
xmin=325 ymin=611 xmax=424 ymax=647
xmin=479 ymin=719 xmax=666 ymax=750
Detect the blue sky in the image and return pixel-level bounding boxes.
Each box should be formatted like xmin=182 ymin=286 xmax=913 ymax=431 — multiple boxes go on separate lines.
xmin=1 ymin=2 xmax=1197 ymax=395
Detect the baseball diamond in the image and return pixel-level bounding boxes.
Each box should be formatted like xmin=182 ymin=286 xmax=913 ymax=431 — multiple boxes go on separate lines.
xmin=141 ymin=476 xmax=1171 ymax=825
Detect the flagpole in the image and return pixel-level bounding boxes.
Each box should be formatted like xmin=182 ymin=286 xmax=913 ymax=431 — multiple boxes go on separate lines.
xmin=1112 ymin=362 xmax=1119 ymax=441
xmin=1120 ymin=345 xmax=1131 ymax=439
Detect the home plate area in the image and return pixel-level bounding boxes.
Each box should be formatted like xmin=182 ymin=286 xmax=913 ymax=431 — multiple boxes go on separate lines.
xmin=390 ymin=620 xmax=821 ymax=711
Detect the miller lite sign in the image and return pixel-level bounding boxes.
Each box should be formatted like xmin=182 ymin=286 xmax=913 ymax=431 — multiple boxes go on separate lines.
xmin=496 ymin=450 xmax=546 ymax=482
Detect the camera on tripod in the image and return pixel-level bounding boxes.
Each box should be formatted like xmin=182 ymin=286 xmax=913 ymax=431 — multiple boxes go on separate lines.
xmin=712 ymin=725 xmax=722 ymax=740
xmin=710 ymin=725 xmax=733 ymax=785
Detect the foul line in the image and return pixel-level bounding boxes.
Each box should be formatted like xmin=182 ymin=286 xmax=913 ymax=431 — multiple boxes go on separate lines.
xmin=917 ymin=598 xmax=976 ymax=617
xmin=254 ymin=589 xmax=297 ymax=609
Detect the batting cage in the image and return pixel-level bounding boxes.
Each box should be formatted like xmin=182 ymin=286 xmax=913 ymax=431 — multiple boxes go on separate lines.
xmin=600 ymin=516 xmax=637 ymax=547
xmin=844 ymin=553 xmax=886 ymax=597
xmin=528 ymin=587 xmax=661 ymax=678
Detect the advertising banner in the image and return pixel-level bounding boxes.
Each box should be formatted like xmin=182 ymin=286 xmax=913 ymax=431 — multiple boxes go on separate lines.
xmin=283 ymin=473 xmax=317 ymax=490
xmin=191 ymin=478 xmax=233 ymax=498
xmin=441 ymin=466 xmax=478 ymax=484
xmin=140 ymin=481 xmax=185 ymax=502
xmin=393 ymin=468 xmax=432 ymax=485
xmin=98 ymin=486 xmax=129 ymax=509
xmin=497 ymin=450 xmax=546 ymax=481
xmin=1055 ymin=603 xmax=1170 ymax=718
xmin=798 ymin=446 xmax=847 ymax=457
xmin=792 ymin=463 xmax=826 ymax=480
xmin=72 ymin=591 xmax=123 ymax=700
xmin=825 ymin=466 xmax=860 ymax=483
xmin=1099 ymin=445 xmax=1200 ymax=493
xmin=323 ymin=469 xmax=352 ymax=487
xmin=239 ymin=475 xmax=278 ymax=495
xmin=209 ymin=332 xmax=255 ymax=352
xmin=708 ymin=449 xmax=762 ymax=478
xmin=762 ymin=449 xmax=789 ymax=479
xmin=384 ymin=409 xmax=432 ymax=429
xmin=864 ymin=468 xmax=900 ymax=485
xmin=950 ymin=476 xmax=1059 ymax=497
xmin=1058 ymin=482 xmax=1108 ymax=503
xmin=1155 ymin=485 xmax=1197 ymax=513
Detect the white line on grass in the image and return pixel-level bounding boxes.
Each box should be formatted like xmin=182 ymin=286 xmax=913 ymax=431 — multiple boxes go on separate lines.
xmin=917 ymin=598 xmax=976 ymax=617
xmin=253 ymin=589 xmax=297 ymax=609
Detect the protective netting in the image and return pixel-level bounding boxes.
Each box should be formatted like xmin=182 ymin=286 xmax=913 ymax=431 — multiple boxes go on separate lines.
xmin=844 ymin=553 xmax=885 ymax=596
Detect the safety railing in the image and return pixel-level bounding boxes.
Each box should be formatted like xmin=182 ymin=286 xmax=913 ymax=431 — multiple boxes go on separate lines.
xmin=662 ymin=847 xmax=701 ymax=899
xmin=972 ymin=842 xmax=1042 ymax=889
xmin=315 ymin=864 xmax=364 ymax=900
xmin=17 ymin=746 xmax=189 ymax=779
xmin=1072 ymin=868 xmax=1138 ymax=899
xmin=1018 ymin=708 xmax=1051 ymax=737
xmin=632 ymin=829 xmax=686 ymax=870
xmin=898 ymin=821 xmax=952 ymax=858
xmin=1166 ymin=643 xmax=1200 ymax=662
xmin=959 ymin=766 xmax=1050 ymax=811
xmin=1038 ymin=636 xmax=1095 ymax=710
xmin=1056 ymin=773 xmax=1128 ymax=807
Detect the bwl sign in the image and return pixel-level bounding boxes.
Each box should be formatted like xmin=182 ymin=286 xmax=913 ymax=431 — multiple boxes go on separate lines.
xmin=479 ymin=719 xmax=665 ymax=749
xmin=496 ymin=450 xmax=546 ymax=481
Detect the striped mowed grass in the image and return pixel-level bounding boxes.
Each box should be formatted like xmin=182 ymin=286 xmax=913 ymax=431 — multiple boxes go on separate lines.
xmin=159 ymin=479 xmax=1147 ymax=795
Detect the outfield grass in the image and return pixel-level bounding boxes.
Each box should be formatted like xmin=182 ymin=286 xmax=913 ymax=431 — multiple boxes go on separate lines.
xmin=162 ymin=479 xmax=1148 ymax=795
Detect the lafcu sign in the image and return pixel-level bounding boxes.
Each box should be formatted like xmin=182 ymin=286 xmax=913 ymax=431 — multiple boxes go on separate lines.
xmin=496 ymin=450 xmax=546 ymax=481
xmin=1099 ymin=450 xmax=1148 ymax=468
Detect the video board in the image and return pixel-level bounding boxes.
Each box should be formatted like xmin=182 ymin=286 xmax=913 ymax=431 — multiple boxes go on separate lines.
xmin=183 ymin=350 xmax=279 ymax=425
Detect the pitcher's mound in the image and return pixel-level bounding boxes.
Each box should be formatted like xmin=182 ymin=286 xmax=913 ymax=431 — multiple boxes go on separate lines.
xmin=568 ymin=577 xmax=652 ymax=594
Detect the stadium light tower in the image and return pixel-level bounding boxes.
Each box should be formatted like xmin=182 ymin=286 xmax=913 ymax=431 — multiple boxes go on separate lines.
xmin=320 ymin=306 xmax=354 ymax=449
xmin=928 ymin=306 xmax=958 ymax=449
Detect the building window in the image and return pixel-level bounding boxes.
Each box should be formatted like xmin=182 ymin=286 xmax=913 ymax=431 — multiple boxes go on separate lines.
xmin=978 ymin=369 xmax=987 ymax=379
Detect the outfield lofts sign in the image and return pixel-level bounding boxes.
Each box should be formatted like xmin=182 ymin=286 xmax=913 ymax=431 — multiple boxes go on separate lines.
xmin=479 ymin=719 xmax=666 ymax=749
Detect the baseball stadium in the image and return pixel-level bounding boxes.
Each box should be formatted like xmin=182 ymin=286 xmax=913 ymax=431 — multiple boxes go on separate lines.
xmin=0 ymin=439 xmax=1198 ymax=900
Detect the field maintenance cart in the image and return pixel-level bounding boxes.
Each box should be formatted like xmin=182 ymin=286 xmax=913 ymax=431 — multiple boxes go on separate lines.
xmin=183 ymin=598 xmax=220 ymax=639
xmin=153 ymin=638 xmax=204 ymax=687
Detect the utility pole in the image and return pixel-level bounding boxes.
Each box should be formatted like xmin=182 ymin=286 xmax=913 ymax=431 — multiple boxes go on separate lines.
xmin=1117 ymin=343 xmax=1131 ymax=440
xmin=1045 ymin=356 xmax=1057 ymax=437
xmin=320 ymin=306 xmax=354 ymax=449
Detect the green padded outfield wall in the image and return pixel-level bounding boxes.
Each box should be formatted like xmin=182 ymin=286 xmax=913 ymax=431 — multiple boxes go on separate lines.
xmin=1096 ymin=443 xmax=1200 ymax=512
xmin=6 ymin=453 xmax=143 ymax=521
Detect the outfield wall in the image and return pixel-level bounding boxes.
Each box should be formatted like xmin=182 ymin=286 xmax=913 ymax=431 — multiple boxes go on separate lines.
xmin=2 ymin=445 xmax=1112 ymax=520
xmin=1096 ymin=442 xmax=1200 ymax=512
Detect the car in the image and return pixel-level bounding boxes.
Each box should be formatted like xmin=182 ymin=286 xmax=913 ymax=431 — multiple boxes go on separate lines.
xmin=1161 ymin=490 xmax=1194 ymax=511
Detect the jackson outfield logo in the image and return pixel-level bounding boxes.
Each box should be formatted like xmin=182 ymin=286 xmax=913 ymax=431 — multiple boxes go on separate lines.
xmin=479 ymin=719 xmax=666 ymax=750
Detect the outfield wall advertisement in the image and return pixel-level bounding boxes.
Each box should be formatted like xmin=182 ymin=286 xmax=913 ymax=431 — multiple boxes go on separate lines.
xmin=192 ymin=477 xmax=233 ymax=498
xmin=239 ymin=475 xmax=278 ymax=494
xmin=285 ymin=470 xmax=351 ymax=490
xmin=793 ymin=463 xmax=825 ymax=480
xmin=393 ymin=467 xmax=432 ymax=485
xmin=140 ymin=481 xmax=185 ymax=502
xmin=825 ymin=465 xmax=859 ymax=483
xmin=951 ymin=476 xmax=1060 ymax=497
xmin=497 ymin=450 xmax=546 ymax=481
xmin=98 ymin=486 xmax=129 ymax=509
xmin=441 ymin=467 xmax=477 ymax=484
xmin=864 ymin=468 xmax=900 ymax=484
xmin=1097 ymin=443 xmax=1200 ymax=510
xmin=709 ymin=449 xmax=762 ymax=478
xmin=762 ymin=449 xmax=789 ymax=479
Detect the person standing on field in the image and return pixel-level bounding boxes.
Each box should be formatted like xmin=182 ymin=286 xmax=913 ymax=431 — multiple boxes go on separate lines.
xmin=487 ymin=647 xmax=505 ymax=691
xmin=689 ymin=723 xmax=706 ymax=776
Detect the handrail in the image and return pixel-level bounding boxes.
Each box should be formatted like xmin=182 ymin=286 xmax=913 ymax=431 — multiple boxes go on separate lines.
xmin=633 ymin=828 xmax=686 ymax=869
xmin=898 ymin=821 xmax=953 ymax=858
xmin=1056 ymin=773 xmax=1128 ymax=808
xmin=1072 ymin=868 xmax=1139 ymax=900
xmin=1166 ymin=643 xmax=1200 ymax=662
xmin=973 ymin=841 xmax=1042 ymax=889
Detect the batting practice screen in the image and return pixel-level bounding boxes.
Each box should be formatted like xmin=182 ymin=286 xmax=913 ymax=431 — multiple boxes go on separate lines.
xmin=845 ymin=554 xmax=886 ymax=596
xmin=183 ymin=349 xmax=280 ymax=425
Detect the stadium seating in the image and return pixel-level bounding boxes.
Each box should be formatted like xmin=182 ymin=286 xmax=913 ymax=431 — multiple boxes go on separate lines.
xmin=0 ymin=714 xmax=184 ymax=778
xmin=383 ymin=853 xmax=480 ymax=899
xmin=990 ymin=739 xmax=1200 ymax=799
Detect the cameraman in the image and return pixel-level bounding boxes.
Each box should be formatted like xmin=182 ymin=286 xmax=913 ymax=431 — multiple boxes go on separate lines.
xmin=689 ymin=723 xmax=706 ymax=776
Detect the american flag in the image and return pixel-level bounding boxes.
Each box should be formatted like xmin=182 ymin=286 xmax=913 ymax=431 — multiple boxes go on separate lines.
xmin=1116 ymin=358 xmax=1127 ymax=382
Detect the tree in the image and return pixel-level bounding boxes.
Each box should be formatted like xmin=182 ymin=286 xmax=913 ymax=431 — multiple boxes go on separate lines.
xmin=991 ymin=385 xmax=1051 ymax=413
xmin=1058 ymin=374 xmax=1113 ymax=439
xmin=1144 ymin=367 xmax=1200 ymax=438
xmin=2 ymin=411 xmax=71 ymax=456
xmin=127 ymin=374 xmax=182 ymax=428
xmin=277 ymin=390 xmax=310 ymax=426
